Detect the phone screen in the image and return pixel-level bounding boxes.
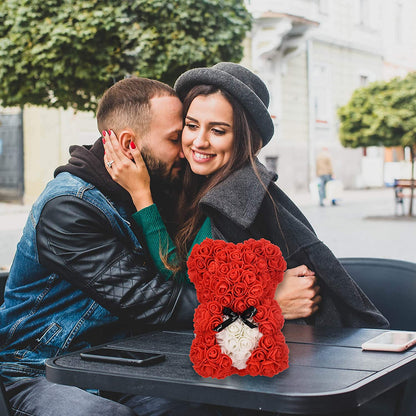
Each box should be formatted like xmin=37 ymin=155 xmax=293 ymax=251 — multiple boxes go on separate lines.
xmin=362 ymin=331 xmax=416 ymax=352
xmin=368 ymin=332 xmax=416 ymax=345
xmin=88 ymin=348 xmax=160 ymax=360
xmin=80 ymin=347 xmax=166 ymax=366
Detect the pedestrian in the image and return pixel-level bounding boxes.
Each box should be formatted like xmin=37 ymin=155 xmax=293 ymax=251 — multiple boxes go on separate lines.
xmin=316 ymin=147 xmax=336 ymax=206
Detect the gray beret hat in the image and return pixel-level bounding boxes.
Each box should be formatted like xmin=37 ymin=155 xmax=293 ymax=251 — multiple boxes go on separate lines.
xmin=174 ymin=62 xmax=275 ymax=147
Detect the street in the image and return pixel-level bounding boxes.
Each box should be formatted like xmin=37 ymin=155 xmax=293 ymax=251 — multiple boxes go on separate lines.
xmin=0 ymin=187 xmax=414 ymax=270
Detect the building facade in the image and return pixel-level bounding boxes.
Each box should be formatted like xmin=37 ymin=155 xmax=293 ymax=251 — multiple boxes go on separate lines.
xmin=3 ymin=0 xmax=416 ymax=203
xmin=245 ymin=0 xmax=416 ymax=193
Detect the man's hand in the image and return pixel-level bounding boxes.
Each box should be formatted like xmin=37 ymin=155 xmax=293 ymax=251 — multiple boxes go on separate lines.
xmin=275 ymin=265 xmax=321 ymax=320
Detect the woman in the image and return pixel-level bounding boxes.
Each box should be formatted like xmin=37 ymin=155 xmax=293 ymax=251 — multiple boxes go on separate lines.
xmin=103 ymin=62 xmax=388 ymax=329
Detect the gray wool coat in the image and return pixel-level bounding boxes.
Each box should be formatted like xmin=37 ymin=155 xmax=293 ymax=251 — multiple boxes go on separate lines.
xmin=200 ymin=159 xmax=389 ymax=329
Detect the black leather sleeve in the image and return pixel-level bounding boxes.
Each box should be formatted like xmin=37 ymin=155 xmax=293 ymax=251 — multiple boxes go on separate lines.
xmin=36 ymin=195 xmax=195 ymax=326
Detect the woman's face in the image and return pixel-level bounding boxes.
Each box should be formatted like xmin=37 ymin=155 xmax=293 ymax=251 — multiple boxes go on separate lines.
xmin=181 ymin=92 xmax=234 ymax=176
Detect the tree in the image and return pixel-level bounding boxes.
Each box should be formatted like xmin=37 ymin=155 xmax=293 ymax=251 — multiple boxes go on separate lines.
xmin=338 ymin=73 xmax=416 ymax=216
xmin=0 ymin=0 xmax=251 ymax=112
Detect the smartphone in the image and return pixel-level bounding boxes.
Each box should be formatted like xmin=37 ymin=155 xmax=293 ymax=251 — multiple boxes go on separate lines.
xmin=80 ymin=347 xmax=166 ymax=366
xmin=361 ymin=331 xmax=416 ymax=352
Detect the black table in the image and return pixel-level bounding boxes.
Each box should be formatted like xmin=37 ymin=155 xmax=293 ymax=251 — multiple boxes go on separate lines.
xmin=45 ymin=324 xmax=416 ymax=415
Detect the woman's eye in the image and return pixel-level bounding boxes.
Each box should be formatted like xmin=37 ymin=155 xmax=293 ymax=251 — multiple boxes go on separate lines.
xmin=185 ymin=123 xmax=198 ymax=130
xmin=212 ymin=128 xmax=225 ymax=135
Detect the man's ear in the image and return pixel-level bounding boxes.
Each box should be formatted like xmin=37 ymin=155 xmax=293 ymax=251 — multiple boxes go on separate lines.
xmin=118 ymin=129 xmax=137 ymax=160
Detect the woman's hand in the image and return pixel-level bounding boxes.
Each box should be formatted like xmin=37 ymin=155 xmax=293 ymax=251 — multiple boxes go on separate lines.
xmin=275 ymin=265 xmax=321 ymax=320
xmin=103 ymin=130 xmax=153 ymax=211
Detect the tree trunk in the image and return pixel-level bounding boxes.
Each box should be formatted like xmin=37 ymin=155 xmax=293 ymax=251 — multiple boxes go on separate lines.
xmin=408 ymin=145 xmax=415 ymax=217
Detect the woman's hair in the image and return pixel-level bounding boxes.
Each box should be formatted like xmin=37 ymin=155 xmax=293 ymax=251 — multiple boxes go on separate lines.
xmin=167 ymin=84 xmax=265 ymax=272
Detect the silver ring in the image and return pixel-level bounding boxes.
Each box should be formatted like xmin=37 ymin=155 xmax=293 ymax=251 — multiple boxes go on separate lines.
xmin=107 ymin=160 xmax=115 ymax=168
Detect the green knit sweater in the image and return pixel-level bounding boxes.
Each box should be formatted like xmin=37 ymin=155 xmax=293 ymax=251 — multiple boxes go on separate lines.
xmin=132 ymin=204 xmax=211 ymax=281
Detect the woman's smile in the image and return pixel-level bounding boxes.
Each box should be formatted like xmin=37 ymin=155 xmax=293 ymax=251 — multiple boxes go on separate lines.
xmin=191 ymin=149 xmax=216 ymax=162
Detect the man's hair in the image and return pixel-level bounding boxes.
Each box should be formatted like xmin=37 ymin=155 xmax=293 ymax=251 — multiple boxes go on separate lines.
xmin=96 ymin=77 xmax=177 ymax=136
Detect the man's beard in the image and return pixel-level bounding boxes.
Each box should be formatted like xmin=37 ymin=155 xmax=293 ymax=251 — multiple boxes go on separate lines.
xmin=141 ymin=148 xmax=183 ymax=235
xmin=141 ymin=147 xmax=182 ymax=187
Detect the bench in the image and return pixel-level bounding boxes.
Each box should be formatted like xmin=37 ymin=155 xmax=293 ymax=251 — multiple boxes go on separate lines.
xmin=394 ymin=178 xmax=416 ymax=215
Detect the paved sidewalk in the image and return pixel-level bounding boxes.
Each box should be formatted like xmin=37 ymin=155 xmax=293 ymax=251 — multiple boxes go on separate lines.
xmin=0 ymin=187 xmax=414 ymax=268
xmin=287 ymin=187 xmax=415 ymax=263
xmin=0 ymin=202 xmax=30 ymax=269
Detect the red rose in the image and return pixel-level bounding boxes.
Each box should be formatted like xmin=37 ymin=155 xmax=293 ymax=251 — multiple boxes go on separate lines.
xmin=228 ymin=266 xmax=242 ymax=282
xmin=197 ymin=362 xmax=215 ymax=378
xmin=215 ymin=280 xmax=230 ymax=296
xmin=259 ymin=335 xmax=276 ymax=350
xmin=203 ymin=333 xmax=217 ymax=348
xmin=199 ymin=241 xmax=214 ymax=256
xmin=190 ymin=344 xmax=206 ymax=364
xmin=254 ymin=305 xmax=270 ymax=322
xmin=229 ymin=249 xmax=243 ymax=264
xmin=255 ymin=258 xmax=268 ymax=272
xmin=242 ymin=264 xmax=257 ymax=274
xmin=219 ymin=294 xmax=232 ymax=307
xmin=206 ymin=345 xmax=221 ymax=363
xmin=207 ymin=260 xmax=217 ymax=274
xmin=187 ymin=256 xmax=196 ymax=272
xmin=263 ymin=242 xmax=281 ymax=257
xmin=245 ymin=297 xmax=258 ymax=307
xmin=242 ymin=270 xmax=257 ymax=285
xmin=250 ymin=347 xmax=267 ymax=362
xmin=242 ymin=250 xmax=256 ymax=265
xmin=248 ymin=284 xmax=263 ymax=299
xmin=245 ymin=359 xmax=261 ymax=375
xmin=252 ymin=245 xmax=266 ymax=258
xmin=199 ymin=291 xmax=212 ymax=304
xmin=195 ymin=257 xmax=206 ymax=272
xmin=218 ymin=263 xmax=231 ymax=276
xmin=232 ymin=282 xmax=247 ymax=298
xmin=211 ymin=239 xmax=227 ymax=251
xmin=233 ymin=297 xmax=247 ymax=313
xmin=261 ymin=360 xmax=280 ymax=377
xmin=208 ymin=315 xmax=223 ymax=331
xmin=259 ymin=319 xmax=279 ymax=335
xmin=267 ymin=257 xmax=286 ymax=272
xmin=207 ymin=301 xmax=223 ymax=315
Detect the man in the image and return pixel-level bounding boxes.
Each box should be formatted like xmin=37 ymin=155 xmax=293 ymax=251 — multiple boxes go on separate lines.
xmin=0 ymin=77 xmax=201 ymax=416
xmin=0 ymin=77 xmax=318 ymax=416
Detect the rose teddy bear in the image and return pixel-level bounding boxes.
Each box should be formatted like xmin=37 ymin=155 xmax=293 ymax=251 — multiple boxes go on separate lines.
xmin=187 ymin=238 xmax=289 ymax=379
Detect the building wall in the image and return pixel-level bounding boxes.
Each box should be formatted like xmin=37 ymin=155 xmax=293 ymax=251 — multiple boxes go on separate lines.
xmin=261 ymin=50 xmax=310 ymax=192
xmin=11 ymin=0 xmax=416 ymax=202
xmin=249 ymin=0 xmax=416 ymax=192
xmin=23 ymin=106 xmax=96 ymax=204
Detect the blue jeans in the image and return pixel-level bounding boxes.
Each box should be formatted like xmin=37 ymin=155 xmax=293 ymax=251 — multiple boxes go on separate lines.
xmin=318 ymin=174 xmax=332 ymax=205
xmin=5 ymin=377 xmax=230 ymax=416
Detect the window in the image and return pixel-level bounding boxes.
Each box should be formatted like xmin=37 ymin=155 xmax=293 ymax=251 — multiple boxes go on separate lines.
xmin=359 ymin=0 xmax=370 ymax=27
xmin=313 ymin=64 xmax=331 ymax=125
xmin=314 ymin=0 xmax=329 ymax=15
xmin=360 ymin=74 xmax=369 ymax=87
xmin=395 ymin=2 xmax=403 ymax=43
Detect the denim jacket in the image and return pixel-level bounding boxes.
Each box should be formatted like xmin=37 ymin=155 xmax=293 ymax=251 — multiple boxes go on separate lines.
xmin=0 ymin=172 xmax=196 ymax=383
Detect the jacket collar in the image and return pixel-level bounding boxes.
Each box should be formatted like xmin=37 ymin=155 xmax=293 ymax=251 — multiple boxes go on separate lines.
xmin=200 ymin=159 xmax=278 ymax=229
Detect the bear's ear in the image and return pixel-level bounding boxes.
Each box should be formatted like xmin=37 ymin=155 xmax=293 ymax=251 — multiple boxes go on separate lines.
xmin=187 ymin=239 xmax=216 ymax=290
xmin=259 ymin=239 xmax=286 ymax=272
